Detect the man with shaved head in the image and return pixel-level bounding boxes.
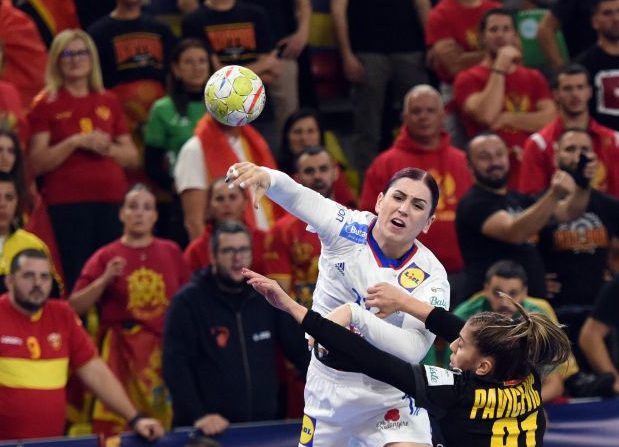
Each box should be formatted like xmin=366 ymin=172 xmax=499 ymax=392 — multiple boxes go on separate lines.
xmin=360 ymin=84 xmax=472 ymax=303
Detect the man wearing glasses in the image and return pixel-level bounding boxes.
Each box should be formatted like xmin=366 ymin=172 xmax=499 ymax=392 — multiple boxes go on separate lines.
xmin=163 ymin=219 xmax=310 ymax=436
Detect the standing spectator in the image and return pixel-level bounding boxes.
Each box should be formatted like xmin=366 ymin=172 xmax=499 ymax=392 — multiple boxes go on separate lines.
xmin=537 ymin=0 xmax=597 ymax=71
xmin=27 ymin=29 xmax=139 ymax=291
xmin=279 ymin=109 xmax=357 ymax=207
xmin=0 ymin=249 xmax=164 ymax=441
xmin=87 ymin=0 xmax=177 ymax=183
xmin=425 ymin=0 xmax=501 ymax=148
xmin=183 ymin=177 xmax=265 ymax=273
xmin=520 ymin=64 xmax=619 ymax=197
xmin=163 ymin=220 xmax=309 ymax=433
xmin=579 ymin=276 xmax=619 ymax=394
xmin=68 ymin=185 xmax=189 ymax=434
xmin=144 ymin=38 xmax=210 ymax=246
xmin=537 ymin=129 xmax=619 ymax=360
xmin=576 ymin=0 xmax=619 ymax=132
xmin=174 ymin=113 xmax=278 ymax=239
xmin=0 ymin=0 xmax=48 ymax=108
xmin=454 ymin=7 xmax=556 ymax=187
xmin=456 ymin=133 xmax=588 ymax=299
xmin=360 ymin=85 xmax=472 ymax=302
xmin=331 ymin=0 xmax=429 ymax=172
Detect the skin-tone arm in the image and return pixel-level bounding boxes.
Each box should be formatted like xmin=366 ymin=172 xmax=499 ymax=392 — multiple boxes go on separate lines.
xmin=491 ymin=99 xmax=557 ymax=133
xmin=579 ymin=318 xmax=619 ymax=382
xmin=537 ymin=11 xmax=565 ymax=71
xmin=68 ymin=257 xmax=126 ymax=315
xmin=430 ymin=39 xmax=485 ymax=79
xmin=463 ymin=46 xmax=521 ymax=126
xmin=413 ymin=0 xmax=431 ymax=26
xmin=481 ymin=170 xmax=574 ymax=244
xmin=330 ymin=0 xmax=364 ymax=83
xmin=271 ymin=277 xmax=293 ymax=295
xmin=278 ymin=0 xmax=311 ymax=59
xmin=541 ymin=371 xmax=565 ymax=403
xmin=194 ymin=414 xmax=230 ymax=436
xmin=181 ymin=188 xmax=207 ymax=241
xmin=29 ymin=131 xmax=139 ymax=176
xmin=76 ymin=358 xmax=165 ymax=441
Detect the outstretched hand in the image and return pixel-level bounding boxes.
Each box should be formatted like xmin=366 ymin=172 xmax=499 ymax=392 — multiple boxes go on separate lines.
xmin=225 ymin=162 xmax=271 ymax=209
xmin=366 ymin=282 xmax=410 ymax=318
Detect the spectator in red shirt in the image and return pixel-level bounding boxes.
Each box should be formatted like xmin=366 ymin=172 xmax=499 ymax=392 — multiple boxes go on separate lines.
xmin=360 ymin=85 xmax=472 ymax=302
xmin=520 ymin=64 xmax=619 ymax=198
xmin=27 ymin=29 xmax=139 ymax=291
xmin=454 ymin=7 xmax=556 ymax=188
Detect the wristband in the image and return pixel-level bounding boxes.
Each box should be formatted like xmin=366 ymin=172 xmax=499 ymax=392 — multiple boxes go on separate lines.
xmin=491 ymin=67 xmax=507 ymax=75
xmin=128 ymin=413 xmax=145 ymax=429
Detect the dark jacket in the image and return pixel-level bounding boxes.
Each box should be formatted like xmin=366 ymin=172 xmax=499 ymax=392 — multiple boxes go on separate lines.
xmin=163 ymin=267 xmax=310 ymax=426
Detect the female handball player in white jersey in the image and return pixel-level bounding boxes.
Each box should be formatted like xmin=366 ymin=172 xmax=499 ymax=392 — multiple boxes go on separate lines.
xmin=226 ymin=162 xmax=449 ymax=447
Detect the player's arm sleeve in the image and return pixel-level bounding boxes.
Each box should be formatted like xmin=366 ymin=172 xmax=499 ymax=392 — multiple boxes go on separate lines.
xmin=349 ymin=305 xmax=436 ymax=364
xmin=302 ymin=309 xmax=418 ymax=395
xmin=425 ymin=307 xmax=465 ymax=342
xmin=264 ymin=167 xmax=349 ymax=246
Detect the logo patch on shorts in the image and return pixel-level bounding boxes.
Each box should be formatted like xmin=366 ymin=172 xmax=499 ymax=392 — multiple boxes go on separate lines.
xmin=299 ymin=414 xmax=316 ymax=446
xmin=339 ymin=222 xmax=368 ymax=244
xmin=398 ymin=263 xmax=429 ymax=292
xmin=424 ymin=365 xmax=455 ymax=386
xmin=376 ymin=408 xmax=409 ymax=430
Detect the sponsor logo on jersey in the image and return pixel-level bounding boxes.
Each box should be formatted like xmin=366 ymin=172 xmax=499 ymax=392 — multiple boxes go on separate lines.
xmin=339 ymin=222 xmax=368 ymax=244
xmin=398 ymin=263 xmax=429 ymax=292
xmin=300 ymin=414 xmax=316 ymax=446
xmin=376 ymin=408 xmax=410 ymax=430
xmin=429 ymin=296 xmax=448 ymax=309
xmin=0 ymin=335 xmax=23 ymax=345
xmin=425 ymin=365 xmax=454 ymax=386
xmin=334 ymin=262 xmax=345 ymax=276
xmin=252 ymin=330 xmax=272 ymax=342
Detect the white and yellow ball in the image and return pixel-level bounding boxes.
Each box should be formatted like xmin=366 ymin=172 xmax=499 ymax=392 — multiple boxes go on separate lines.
xmin=204 ymin=65 xmax=266 ymax=126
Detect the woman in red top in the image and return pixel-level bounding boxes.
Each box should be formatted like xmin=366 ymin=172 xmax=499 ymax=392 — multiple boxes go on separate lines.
xmin=27 ymin=29 xmax=139 ymax=291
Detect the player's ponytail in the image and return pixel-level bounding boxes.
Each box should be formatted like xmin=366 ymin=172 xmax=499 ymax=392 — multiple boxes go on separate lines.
xmin=467 ymin=299 xmax=571 ymax=381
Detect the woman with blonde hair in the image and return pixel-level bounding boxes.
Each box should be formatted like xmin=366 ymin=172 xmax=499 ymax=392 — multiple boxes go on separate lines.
xmin=28 ymin=29 xmax=139 ymax=292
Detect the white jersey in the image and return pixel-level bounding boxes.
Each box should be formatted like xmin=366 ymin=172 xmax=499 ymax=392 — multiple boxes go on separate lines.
xmin=266 ymin=168 xmax=450 ymax=365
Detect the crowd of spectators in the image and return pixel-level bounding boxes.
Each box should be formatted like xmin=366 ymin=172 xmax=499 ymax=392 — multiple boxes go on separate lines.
xmin=1 ymin=0 xmax=619 ymax=442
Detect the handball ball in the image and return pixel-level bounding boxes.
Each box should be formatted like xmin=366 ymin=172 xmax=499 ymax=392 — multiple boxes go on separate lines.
xmin=204 ymin=65 xmax=266 ymax=126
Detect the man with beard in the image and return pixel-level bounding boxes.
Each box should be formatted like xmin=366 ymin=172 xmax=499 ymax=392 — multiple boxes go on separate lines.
xmin=0 ymin=249 xmax=164 ymax=441
xmin=456 ymin=133 xmax=589 ymax=300
xmin=163 ymin=220 xmax=309 ymax=435
xmin=454 ymin=8 xmax=555 ymax=188
xmin=576 ymin=0 xmax=619 ymax=132
xmin=520 ymin=64 xmax=619 ymax=198
xmin=537 ymin=129 xmax=619 ymax=366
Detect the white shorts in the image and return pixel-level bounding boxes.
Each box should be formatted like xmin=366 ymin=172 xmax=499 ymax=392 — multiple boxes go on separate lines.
xmin=299 ymin=356 xmax=432 ymax=447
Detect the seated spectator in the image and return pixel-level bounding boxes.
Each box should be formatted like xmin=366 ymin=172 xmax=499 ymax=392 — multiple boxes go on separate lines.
xmin=537 ymin=0 xmax=597 ymax=71
xmin=579 ymin=276 xmax=619 ymax=395
xmin=520 ymin=65 xmax=619 ymax=198
xmin=163 ymin=220 xmax=310 ymax=434
xmin=144 ymin=38 xmax=210 ymax=246
xmin=0 ymin=249 xmax=164 ymax=441
xmin=456 ymin=133 xmax=589 ymax=300
xmin=0 ymin=0 xmax=47 ymax=107
xmin=279 ymin=108 xmax=358 ymax=207
xmin=359 ymin=85 xmax=472 ymax=303
xmin=447 ymin=260 xmax=571 ymax=401
xmin=183 ymin=177 xmax=265 ymax=273
xmin=0 ymin=172 xmax=61 ymax=296
xmin=68 ymin=184 xmax=189 ymax=434
xmin=174 ymin=113 xmax=278 ymax=240
xmin=28 ymin=29 xmax=139 ymax=291
xmin=536 ymin=129 xmax=619 ymax=361
xmin=425 ymin=0 xmax=501 ymax=148
xmin=454 ymin=7 xmax=555 ymax=187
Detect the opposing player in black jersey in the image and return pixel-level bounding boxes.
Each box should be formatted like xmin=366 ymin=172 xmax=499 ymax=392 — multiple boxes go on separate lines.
xmin=243 ymin=268 xmax=572 ymax=447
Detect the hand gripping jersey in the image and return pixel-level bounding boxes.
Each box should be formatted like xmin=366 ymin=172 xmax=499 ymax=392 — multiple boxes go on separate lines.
xmin=265 ymin=168 xmax=450 ymax=364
